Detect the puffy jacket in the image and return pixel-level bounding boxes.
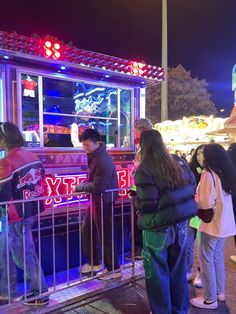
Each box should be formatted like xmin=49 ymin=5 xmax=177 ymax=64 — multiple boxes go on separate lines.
xmin=0 ymin=147 xmax=44 ymax=223
xmin=75 ymin=143 xmax=118 ymax=203
xmin=134 ymin=156 xmax=197 ymax=231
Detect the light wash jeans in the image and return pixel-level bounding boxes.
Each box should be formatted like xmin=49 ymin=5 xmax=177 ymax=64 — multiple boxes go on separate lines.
xmin=0 ymin=216 xmax=48 ymax=299
xmin=199 ymin=232 xmax=225 ymax=301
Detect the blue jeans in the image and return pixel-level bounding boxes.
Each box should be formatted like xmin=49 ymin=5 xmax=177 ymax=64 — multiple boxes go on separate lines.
xmin=0 ymin=216 xmax=48 ymax=299
xmin=199 ymin=232 xmax=225 ymax=301
xmin=142 ymin=222 xmax=189 ymax=314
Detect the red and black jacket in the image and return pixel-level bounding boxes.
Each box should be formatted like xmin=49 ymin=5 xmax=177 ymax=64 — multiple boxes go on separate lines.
xmin=0 ymin=147 xmax=44 ymax=223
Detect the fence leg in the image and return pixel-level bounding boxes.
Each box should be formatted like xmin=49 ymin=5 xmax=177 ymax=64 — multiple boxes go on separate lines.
xmin=130 ymin=204 xmax=136 ymax=285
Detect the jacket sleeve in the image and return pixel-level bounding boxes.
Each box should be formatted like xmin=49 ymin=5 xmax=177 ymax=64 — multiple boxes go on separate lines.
xmin=75 ymin=159 xmax=113 ymax=194
xmin=134 ymin=166 xmax=159 ymax=213
xmin=196 ymin=170 xmax=216 ymax=209
xmin=0 ymin=159 xmax=12 ymax=201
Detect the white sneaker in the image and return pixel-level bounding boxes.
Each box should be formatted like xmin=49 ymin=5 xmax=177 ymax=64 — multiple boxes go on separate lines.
xmin=97 ymin=268 xmax=122 ymax=280
xmin=80 ymin=263 xmax=102 ymax=274
xmin=217 ymin=293 xmax=225 ymax=301
xmin=186 ymin=272 xmax=194 ymax=282
xmin=230 ymin=255 xmax=236 ymax=264
xmin=190 ymin=297 xmax=218 ymax=309
xmin=193 ymin=270 xmax=202 ymax=288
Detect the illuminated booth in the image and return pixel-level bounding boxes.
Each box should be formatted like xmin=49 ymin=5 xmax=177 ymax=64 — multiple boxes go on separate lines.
xmin=0 ymin=31 xmax=164 ymax=274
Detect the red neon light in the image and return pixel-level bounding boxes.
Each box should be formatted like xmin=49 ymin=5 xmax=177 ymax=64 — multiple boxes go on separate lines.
xmin=43 ymin=40 xmax=61 ymax=60
xmin=45 ymin=41 xmax=52 ymax=48
xmin=130 ymin=61 xmax=147 ymax=77
xmin=44 ymin=169 xmax=130 ymax=206
xmin=45 ymin=49 xmax=52 ymax=57
xmin=54 ymin=43 xmax=60 ymax=50
xmin=53 ymin=51 xmax=61 ymax=59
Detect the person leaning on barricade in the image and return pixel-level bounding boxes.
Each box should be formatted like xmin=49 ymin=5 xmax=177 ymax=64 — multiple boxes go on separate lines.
xmin=73 ymin=128 xmax=121 ymax=280
xmin=0 ymin=122 xmax=48 ymax=306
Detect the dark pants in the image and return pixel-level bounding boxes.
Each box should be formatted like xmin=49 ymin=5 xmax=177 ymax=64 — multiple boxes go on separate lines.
xmin=134 ymin=212 xmax=143 ymax=251
xmin=143 ymin=222 xmax=189 ymax=314
xmin=81 ymin=200 xmax=120 ymax=271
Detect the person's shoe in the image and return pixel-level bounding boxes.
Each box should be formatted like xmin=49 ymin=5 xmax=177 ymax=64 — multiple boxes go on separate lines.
xmin=230 ymin=255 xmax=236 ymax=263
xmin=186 ymin=272 xmax=194 ymax=282
xmin=193 ymin=270 xmax=203 ymax=288
xmin=217 ymin=293 xmax=225 ymax=301
xmin=97 ymin=268 xmax=122 ymax=280
xmin=20 ymin=292 xmax=34 ymax=301
xmin=190 ymin=297 xmax=218 ymax=309
xmin=80 ymin=263 xmax=102 ymax=274
xmin=23 ymin=298 xmax=49 ymax=306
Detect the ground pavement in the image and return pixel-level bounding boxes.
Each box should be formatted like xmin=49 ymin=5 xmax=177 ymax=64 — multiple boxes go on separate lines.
xmin=53 ymin=237 xmax=236 ymax=314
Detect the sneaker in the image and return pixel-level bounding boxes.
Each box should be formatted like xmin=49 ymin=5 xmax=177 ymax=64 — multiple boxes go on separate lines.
xmin=190 ymin=297 xmax=218 ymax=309
xmin=193 ymin=270 xmax=202 ymax=288
xmin=186 ymin=272 xmax=194 ymax=282
xmin=80 ymin=263 xmax=102 ymax=274
xmin=217 ymin=293 xmax=225 ymax=301
xmin=20 ymin=292 xmax=34 ymax=301
xmin=23 ymin=298 xmax=49 ymax=306
xmin=230 ymin=255 xmax=236 ymax=264
xmin=97 ymin=268 xmax=122 ymax=280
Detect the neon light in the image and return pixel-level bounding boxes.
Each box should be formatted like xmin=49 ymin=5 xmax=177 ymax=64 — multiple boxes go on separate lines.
xmin=44 ymin=169 xmax=130 ymax=206
xmin=53 ymin=51 xmax=61 ymax=59
xmin=54 ymin=43 xmax=60 ymax=50
xmin=45 ymin=41 xmax=52 ymax=48
xmin=45 ymin=49 xmax=52 ymax=57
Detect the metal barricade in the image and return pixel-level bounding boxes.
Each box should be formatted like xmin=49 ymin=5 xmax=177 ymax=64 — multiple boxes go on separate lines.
xmin=0 ymin=187 xmax=139 ymax=310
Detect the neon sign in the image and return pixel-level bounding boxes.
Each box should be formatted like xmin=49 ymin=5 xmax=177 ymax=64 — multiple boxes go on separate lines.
xmin=44 ymin=169 xmax=130 ymax=207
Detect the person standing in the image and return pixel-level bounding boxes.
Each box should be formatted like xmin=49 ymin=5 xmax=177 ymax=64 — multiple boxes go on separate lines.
xmin=126 ymin=118 xmax=153 ymax=260
xmin=74 ymin=129 xmax=120 ymax=280
xmin=190 ymin=144 xmax=236 ymax=309
xmin=133 ymin=130 xmax=197 ymax=314
xmin=228 ymin=143 xmax=236 ymax=263
xmin=0 ymin=122 xmax=48 ymax=306
xmin=186 ymin=145 xmax=204 ymax=287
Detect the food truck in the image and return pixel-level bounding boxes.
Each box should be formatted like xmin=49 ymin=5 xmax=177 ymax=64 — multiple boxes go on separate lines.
xmin=0 ymin=31 xmax=164 ymax=272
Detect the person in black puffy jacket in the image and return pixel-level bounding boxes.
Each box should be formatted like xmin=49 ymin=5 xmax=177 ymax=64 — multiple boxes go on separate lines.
xmin=133 ymin=130 xmax=197 ymax=314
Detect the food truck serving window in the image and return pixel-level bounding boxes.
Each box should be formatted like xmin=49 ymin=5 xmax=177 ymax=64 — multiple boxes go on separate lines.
xmin=20 ymin=73 xmax=132 ymax=149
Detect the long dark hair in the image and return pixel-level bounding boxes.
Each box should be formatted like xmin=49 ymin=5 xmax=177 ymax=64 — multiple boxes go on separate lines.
xmin=140 ymin=130 xmax=185 ymax=189
xmin=0 ymin=122 xmax=24 ymax=149
xmin=189 ymin=144 xmax=205 ymax=167
xmin=204 ymin=143 xmax=236 ymax=194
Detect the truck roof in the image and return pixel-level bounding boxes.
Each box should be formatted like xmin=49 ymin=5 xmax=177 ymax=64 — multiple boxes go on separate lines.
xmin=0 ymin=30 xmax=164 ymax=83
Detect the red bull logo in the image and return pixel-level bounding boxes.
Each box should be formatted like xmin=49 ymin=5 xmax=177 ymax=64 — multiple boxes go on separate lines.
xmin=17 ymin=168 xmax=42 ymax=189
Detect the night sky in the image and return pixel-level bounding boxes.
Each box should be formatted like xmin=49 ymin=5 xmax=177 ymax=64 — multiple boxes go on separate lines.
xmin=1 ymin=0 xmax=235 ymax=117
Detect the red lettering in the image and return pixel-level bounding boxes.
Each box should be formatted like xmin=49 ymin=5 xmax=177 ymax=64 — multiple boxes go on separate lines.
xmin=45 ymin=177 xmax=62 ymax=205
xmin=62 ymin=177 xmax=76 ymax=200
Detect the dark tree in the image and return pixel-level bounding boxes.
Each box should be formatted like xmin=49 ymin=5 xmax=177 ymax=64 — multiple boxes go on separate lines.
xmin=146 ymin=64 xmax=217 ymax=123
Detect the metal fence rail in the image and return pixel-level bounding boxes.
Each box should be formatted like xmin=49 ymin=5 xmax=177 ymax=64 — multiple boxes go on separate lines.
xmin=0 ymin=188 xmax=137 ymax=310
